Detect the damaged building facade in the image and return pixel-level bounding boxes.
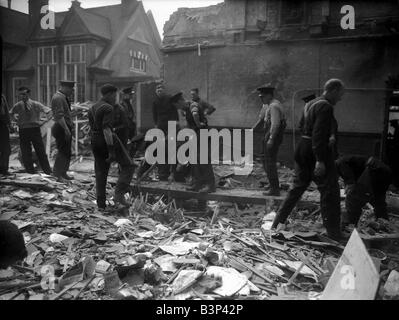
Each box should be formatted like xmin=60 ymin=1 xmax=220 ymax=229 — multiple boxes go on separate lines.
xmin=162 ymin=0 xmax=399 ymax=165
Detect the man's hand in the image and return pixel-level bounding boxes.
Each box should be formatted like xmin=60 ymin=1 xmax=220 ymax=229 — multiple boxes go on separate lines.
xmin=266 ymin=139 xmax=274 ymax=149
xmin=328 ymin=136 xmax=336 ymax=148
xmin=106 ymin=146 xmax=116 ymax=164
xmin=314 ymin=161 xmax=326 ymax=177
xmin=65 ymin=128 xmax=72 ymax=142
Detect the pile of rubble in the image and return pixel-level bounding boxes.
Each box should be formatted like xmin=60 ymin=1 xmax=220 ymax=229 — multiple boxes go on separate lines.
xmin=1 ymin=168 xmax=399 ymax=300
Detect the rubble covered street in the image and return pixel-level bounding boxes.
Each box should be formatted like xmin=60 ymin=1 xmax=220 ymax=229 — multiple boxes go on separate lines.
xmin=1 ymin=162 xmax=399 ymax=301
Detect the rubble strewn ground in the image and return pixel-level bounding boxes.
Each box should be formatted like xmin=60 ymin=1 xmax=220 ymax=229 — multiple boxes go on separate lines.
xmin=1 ymin=161 xmax=399 ymax=300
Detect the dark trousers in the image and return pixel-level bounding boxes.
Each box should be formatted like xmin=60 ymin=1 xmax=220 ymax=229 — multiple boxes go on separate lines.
xmin=19 ymin=127 xmax=52 ymax=174
xmin=0 ymin=123 xmax=11 ymax=174
xmin=273 ymin=138 xmax=341 ymax=236
xmin=192 ymin=133 xmax=215 ymax=189
xmin=52 ymin=123 xmax=72 ymax=177
xmin=263 ymin=124 xmax=285 ymax=190
xmin=157 ymin=128 xmax=171 ymax=180
xmin=344 ymin=167 xmax=389 ymax=225
xmin=92 ymin=136 xmax=134 ymax=209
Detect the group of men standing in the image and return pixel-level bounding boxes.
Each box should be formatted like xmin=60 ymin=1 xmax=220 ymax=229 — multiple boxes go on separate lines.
xmin=151 ymin=84 xmax=217 ymax=193
xmin=253 ymin=79 xmax=393 ymax=241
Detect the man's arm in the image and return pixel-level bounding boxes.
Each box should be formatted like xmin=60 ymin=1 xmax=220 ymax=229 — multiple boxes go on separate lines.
xmin=191 ymin=106 xmax=203 ymax=128
xmin=269 ymin=104 xmax=282 ymax=141
xmin=252 ymin=107 xmax=265 ymax=131
xmin=312 ymin=104 xmax=333 ymax=163
xmin=202 ymin=101 xmax=216 ymax=116
xmin=51 ymin=96 xmax=71 ymax=135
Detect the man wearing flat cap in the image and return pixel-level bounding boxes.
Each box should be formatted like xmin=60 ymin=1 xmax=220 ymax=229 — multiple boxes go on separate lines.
xmin=51 ymin=80 xmax=75 ymax=181
xmin=89 ymin=84 xmax=134 ymax=209
xmin=11 ymin=87 xmax=52 ymax=175
xmin=252 ymin=85 xmax=286 ymax=196
xmin=120 ymin=87 xmax=137 ymax=141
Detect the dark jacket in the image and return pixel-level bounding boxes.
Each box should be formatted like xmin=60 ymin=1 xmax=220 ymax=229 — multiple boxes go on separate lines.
xmin=152 ymin=94 xmax=179 ymax=131
xmin=299 ymin=96 xmax=334 ymax=162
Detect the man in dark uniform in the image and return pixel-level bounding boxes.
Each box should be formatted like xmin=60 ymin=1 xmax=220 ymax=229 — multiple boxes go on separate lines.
xmin=152 ymin=84 xmax=179 ymax=181
xmin=171 ymin=92 xmax=216 ymax=193
xmin=252 ymin=86 xmax=286 ymax=196
xmin=51 ymin=80 xmax=75 ymax=182
xmin=11 ymin=87 xmax=52 ymax=175
xmin=120 ymin=87 xmax=136 ymax=141
xmin=272 ymin=79 xmax=346 ymax=241
xmin=0 ymin=94 xmax=12 ymax=176
xmin=89 ymin=84 xmax=134 ymax=210
xmin=336 ymin=155 xmax=392 ymax=227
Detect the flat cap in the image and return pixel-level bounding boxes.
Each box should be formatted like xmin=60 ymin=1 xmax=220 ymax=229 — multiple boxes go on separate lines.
xmin=170 ymin=92 xmax=183 ymax=103
xmin=59 ymin=80 xmax=75 ymax=88
xmin=302 ymin=94 xmax=316 ymax=103
xmin=257 ymin=85 xmax=275 ymax=95
xmin=122 ymin=87 xmax=135 ymax=94
xmin=101 ymin=84 xmax=118 ymax=95
xmin=17 ymin=87 xmax=31 ymax=94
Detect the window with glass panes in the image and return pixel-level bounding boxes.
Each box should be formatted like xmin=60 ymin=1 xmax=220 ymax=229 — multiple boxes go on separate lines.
xmin=130 ymin=50 xmax=148 ymax=73
xmin=64 ymin=44 xmax=86 ymax=103
xmin=38 ymin=46 xmax=58 ymax=105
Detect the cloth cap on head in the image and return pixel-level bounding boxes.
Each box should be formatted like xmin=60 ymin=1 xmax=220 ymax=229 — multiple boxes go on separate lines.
xmin=257 ymin=85 xmax=275 ymax=95
xmin=302 ymin=94 xmax=316 ymax=103
xmin=170 ymin=92 xmax=183 ymax=103
xmin=101 ymin=84 xmax=118 ymax=95
xmin=18 ymin=87 xmax=31 ymax=94
xmin=59 ymin=80 xmax=75 ymax=88
xmin=122 ymin=87 xmax=135 ymax=94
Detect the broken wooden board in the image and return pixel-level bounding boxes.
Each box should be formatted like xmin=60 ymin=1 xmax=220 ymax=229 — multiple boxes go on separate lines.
xmin=321 ymin=229 xmax=380 ymax=300
xmin=131 ymin=181 xmax=286 ymax=205
xmin=0 ymin=180 xmax=54 ymax=192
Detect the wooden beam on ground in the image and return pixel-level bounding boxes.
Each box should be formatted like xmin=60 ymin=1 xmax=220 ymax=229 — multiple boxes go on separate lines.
xmin=0 ymin=179 xmax=54 ymax=192
xmin=131 ymin=181 xmax=285 ymax=205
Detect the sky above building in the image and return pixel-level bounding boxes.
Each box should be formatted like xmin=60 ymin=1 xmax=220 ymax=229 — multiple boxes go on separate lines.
xmin=0 ymin=0 xmax=221 ymax=37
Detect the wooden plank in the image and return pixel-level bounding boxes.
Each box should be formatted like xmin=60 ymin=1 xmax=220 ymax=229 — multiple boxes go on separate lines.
xmin=0 ymin=180 xmax=54 ymax=191
xmin=131 ymin=181 xmax=285 ymax=205
xmin=321 ymin=229 xmax=380 ymax=300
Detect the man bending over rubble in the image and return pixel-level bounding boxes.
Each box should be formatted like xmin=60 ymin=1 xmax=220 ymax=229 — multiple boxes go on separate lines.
xmin=272 ymin=79 xmax=346 ymax=241
xmin=336 ymin=155 xmax=392 ymax=228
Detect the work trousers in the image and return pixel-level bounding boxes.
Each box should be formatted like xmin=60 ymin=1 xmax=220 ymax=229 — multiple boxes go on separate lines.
xmin=157 ymin=127 xmax=172 ymax=180
xmin=263 ymin=123 xmax=285 ymax=190
xmin=91 ymin=135 xmax=134 ymax=209
xmin=273 ymin=138 xmax=341 ymax=237
xmin=0 ymin=123 xmax=11 ymax=174
xmin=191 ymin=132 xmax=215 ymax=189
xmin=52 ymin=123 xmax=72 ymax=178
xmin=343 ymin=167 xmax=389 ymax=225
xmin=19 ymin=127 xmax=52 ymax=174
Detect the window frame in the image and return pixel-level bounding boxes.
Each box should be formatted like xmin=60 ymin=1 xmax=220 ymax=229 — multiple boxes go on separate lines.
xmin=37 ymin=46 xmax=58 ymax=106
xmin=64 ymin=44 xmax=87 ymax=103
xmin=279 ymin=1 xmax=308 ymax=26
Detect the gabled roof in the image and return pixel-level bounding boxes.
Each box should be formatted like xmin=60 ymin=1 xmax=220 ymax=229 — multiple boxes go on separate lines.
xmin=71 ymin=4 xmax=111 ymax=40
